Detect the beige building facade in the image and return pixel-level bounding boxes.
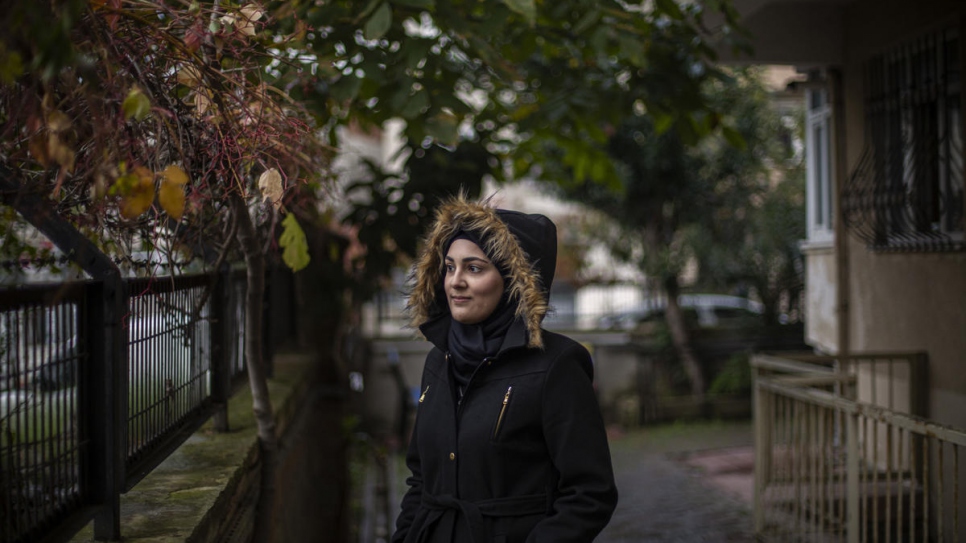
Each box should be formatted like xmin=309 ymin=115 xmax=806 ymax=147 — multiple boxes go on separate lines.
xmin=721 ymin=0 xmax=966 ymax=428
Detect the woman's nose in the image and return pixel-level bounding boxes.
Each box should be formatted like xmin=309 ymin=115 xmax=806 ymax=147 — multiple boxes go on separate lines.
xmin=449 ymin=269 xmax=466 ymax=287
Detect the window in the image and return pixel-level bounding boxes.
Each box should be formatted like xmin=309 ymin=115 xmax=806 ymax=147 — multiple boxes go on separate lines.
xmin=843 ymin=28 xmax=965 ymax=251
xmin=806 ymin=88 xmax=834 ymax=242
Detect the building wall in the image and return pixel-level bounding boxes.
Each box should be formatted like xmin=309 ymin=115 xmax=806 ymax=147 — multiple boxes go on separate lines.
xmin=839 ymin=0 xmax=966 ymax=428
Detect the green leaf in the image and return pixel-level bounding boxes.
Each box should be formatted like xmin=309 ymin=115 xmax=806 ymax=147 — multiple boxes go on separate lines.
xmin=392 ymin=0 xmax=435 ymax=8
xmin=122 ymin=87 xmax=152 ymax=121
xmin=364 ymin=3 xmax=392 ymax=41
xmin=721 ymin=125 xmax=747 ymax=150
xmin=655 ymin=0 xmax=686 ymax=20
xmin=425 ymin=113 xmax=459 ymax=146
xmin=573 ymin=9 xmax=600 ymax=35
xmin=653 ymin=112 xmax=675 ymax=134
xmin=389 ymin=80 xmax=415 ymax=111
xmin=502 ymin=0 xmax=536 ymax=26
xmin=400 ymin=89 xmax=429 ymax=119
xmin=330 ymin=75 xmax=363 ymax=102
xmin=0 ymin=49 xmax=23 ymax=84
xmin=279 ymin=214 xmax=311 ymax=272
xmin=404 ymin=39 xmax=434 ymax=71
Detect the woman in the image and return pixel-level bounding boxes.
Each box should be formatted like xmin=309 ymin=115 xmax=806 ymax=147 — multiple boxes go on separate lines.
xmin=392 ymin=195 xmax=618 ymax=543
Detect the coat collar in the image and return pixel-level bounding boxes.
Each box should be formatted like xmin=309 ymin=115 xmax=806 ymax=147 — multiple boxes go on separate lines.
xmin=420 ymin=313 xmax=530 ymax=358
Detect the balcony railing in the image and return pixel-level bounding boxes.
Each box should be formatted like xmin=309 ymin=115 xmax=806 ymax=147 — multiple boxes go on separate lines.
xmin=752 ymin=352 xmax=965 ymax=542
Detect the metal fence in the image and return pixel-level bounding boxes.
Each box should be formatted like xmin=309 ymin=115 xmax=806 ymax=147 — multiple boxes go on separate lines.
xmin=752 ymin=352 xmax=965 ymax=542
xmin=0 ymin=269 xmax=262 ymax=543
xmin=0 ymin=283 xmax=87 ymax=543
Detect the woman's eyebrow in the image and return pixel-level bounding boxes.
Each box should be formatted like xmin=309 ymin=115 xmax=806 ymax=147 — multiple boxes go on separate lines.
xmin=445 ymin=256 xmax=491 ymax=264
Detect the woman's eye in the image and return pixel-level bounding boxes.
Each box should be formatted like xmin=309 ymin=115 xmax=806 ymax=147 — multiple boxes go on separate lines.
xmin=469 ymin=266 xmax=481 ymax=273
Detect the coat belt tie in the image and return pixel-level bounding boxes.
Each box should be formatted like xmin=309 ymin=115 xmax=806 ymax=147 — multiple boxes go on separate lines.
xmin=415 ymin=493 xmax=546 ymax=543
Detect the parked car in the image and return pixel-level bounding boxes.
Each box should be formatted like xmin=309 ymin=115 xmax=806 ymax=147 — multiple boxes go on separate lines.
xmin=597 ymin=294 xmax=764 ymax=331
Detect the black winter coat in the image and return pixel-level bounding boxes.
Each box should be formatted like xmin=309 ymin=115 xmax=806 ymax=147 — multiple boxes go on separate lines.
xmin=393 ymin=197 xmax=618 ymax=543
xmin=392 ymin=328 xmax=617 ymax=543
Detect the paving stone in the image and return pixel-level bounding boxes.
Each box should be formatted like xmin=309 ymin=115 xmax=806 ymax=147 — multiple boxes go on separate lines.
xmin=598 ymin=422 xmax=756 ymax=543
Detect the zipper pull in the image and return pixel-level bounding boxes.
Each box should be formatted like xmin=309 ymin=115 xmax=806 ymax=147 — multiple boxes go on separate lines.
xmin=493 ymin=386 xmax=513 ymax=438
xmin=419 ymin=385 xmax=430 ymax=403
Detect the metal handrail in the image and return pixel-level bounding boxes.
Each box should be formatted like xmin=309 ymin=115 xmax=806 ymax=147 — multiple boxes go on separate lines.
xmin=753 ymin=351 xmax=964 ymax=543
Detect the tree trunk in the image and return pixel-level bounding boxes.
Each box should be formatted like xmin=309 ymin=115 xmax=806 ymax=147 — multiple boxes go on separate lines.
xmin=230 ymin=194 xmax=278 ymax=542
xmin=662 ymin=276 xmax=706 ymax=398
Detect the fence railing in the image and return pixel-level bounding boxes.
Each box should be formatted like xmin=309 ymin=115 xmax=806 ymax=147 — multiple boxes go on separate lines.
xmin=0 ymin=268 xmax=274 ymax=543
xmin=752 ymin=352 xmax=965 ymax=542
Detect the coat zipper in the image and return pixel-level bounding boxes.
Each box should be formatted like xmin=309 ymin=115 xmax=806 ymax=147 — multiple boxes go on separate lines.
xmin=456 ymin=355 xmax=492 ymax=416
xmin=419 ymin=385 xmax=429 ymax=403
xmin=493 ymin=385 xmax=513 ymax=438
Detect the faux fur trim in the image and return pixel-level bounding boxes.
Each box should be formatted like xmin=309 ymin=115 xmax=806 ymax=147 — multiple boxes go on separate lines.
xmin=408 ymin=194 xmax=547 ymax=348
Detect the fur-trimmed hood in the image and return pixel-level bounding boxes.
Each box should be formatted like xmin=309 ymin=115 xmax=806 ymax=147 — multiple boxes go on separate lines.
xmin=408 ymin=195 xmax=557 ymax=349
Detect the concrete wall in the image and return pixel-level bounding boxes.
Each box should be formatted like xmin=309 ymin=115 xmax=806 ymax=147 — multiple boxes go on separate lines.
xmin=363 ymin=330 xmax=766 ymax=435
xmin=365 ymin=333 xmax=645 ymax=436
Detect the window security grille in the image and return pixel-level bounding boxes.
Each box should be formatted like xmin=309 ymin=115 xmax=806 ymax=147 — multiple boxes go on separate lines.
xmin=843 ymin=28 xmax=965 ymax=251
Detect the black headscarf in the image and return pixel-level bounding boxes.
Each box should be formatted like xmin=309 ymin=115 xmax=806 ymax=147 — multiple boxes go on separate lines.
xmin=443 ymin=232 xmax=516 ymax=394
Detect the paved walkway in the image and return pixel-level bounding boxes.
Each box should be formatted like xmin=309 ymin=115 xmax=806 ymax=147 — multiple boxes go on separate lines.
xmin=598 ymin=421 xmax=756 ymax=543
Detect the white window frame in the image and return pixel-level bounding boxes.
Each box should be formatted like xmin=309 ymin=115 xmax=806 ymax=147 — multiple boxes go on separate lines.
xmin=806 ymin=88 xmax=834 ymax=244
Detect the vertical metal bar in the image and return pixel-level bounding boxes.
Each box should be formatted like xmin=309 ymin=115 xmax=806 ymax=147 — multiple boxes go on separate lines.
xmin=873 ymin=416 xmax=880 ymax=542
xmin=795 ymin=399 xmax=803 ymax=533
xmin=886 ymin=423 xmax=893 ymax=543
xmin=753 ymin=365 xmax=767 ymax=536
xmin=925 ymin=437 xmax=931 ymax=543
xmin=955 ymin=443 xmax=960 ymax=543
xmin=848 ymin=410 xmax=860 ymax=543
xmin=823 ymin=405 xmax=830 ymax=537
xmin=41 ymin=303 xmax=50 ymax=523
xmin=938 ymin=441 xmax=944 ymax=542
xmin=862 ymin=416 xmax=870 ymax=543
xmin=91 ymin=277 xmax=123 ymax=540
xmin=839 ymin=406 xmax=846 ymax=543
xmin=897 ymin=426 xmax=905 ymax=543
xmin=912 ymin=427 xmax=918 ymax=542
xmin=812 ymin=403 xmax=819 ymax=538
xmin=769 ymin=392 xmax=791 ymax=533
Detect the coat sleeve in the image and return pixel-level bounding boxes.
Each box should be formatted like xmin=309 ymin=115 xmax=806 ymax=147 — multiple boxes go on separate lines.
xmin=528 ymin=342 xmax=618 ymax=543
xmin=391 ymin=382 xmax=424 ymax=543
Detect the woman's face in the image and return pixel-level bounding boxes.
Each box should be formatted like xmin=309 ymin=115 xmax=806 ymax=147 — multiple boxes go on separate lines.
xmin=444 ymin=238 xmax=505 ymax=325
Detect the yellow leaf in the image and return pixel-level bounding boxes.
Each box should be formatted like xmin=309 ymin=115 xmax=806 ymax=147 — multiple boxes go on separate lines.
xmin=47 ymin=133 xmax=75 ymax=171
xmin=159 ymin=178 xmax=186 ymax=220
xmin=119 ymin=166 xmax=155 ymax=219
xmin=279 ymin=213 xmax=310 ymax=272
xmin=160 ymin=164 xmax=189 ymax=185
xmin=194 ymin=90 xmax=212 ymax=116
xmin=159 ymin=165 xmax=188 ymax=219
xmin=177 ymin=64 xmax=202 ymax=88
xmin=28 ymin=132 xmax=50 ymax=167
xmin=122 ymin=87 xmax=151 ymax=121
xmin=47 ymin=110 xmax=71 ymax=132
xmin=257 ymin=168 xmax=284 ymax=209
xmin=237 ymin=4 xmax=264 ymax=36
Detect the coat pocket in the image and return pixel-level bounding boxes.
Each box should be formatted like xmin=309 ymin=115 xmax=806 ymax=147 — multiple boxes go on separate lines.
xmin=492 ymin=385 xmax=513 ymax=439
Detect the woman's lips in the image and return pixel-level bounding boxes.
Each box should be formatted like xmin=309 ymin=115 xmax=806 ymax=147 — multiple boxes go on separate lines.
xmin=451 ymin=296 xmax=471 ymax=303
